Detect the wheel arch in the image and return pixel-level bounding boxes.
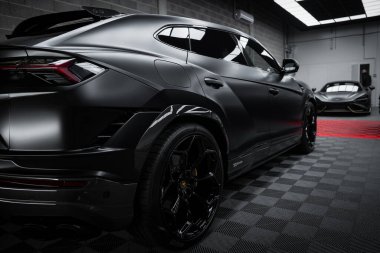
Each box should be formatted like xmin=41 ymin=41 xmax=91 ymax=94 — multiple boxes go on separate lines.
xmin=134 ymin=105 xmax=230 ymax=181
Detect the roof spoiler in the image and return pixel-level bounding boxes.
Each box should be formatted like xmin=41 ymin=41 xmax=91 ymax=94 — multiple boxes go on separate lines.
xmin=6 ymin=6 xmax=121 ymax=39
xmin=81 ymin=6 xmax=120 ymax=18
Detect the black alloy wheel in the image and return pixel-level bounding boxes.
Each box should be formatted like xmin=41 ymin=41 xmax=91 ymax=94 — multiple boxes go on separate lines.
xmin=160 ymin=134 xmax=222 ymax=241
xmin=134 ymin=124 xmax=223 ymax=248
xmin=298 ymin=102 xmax=317 ymax=153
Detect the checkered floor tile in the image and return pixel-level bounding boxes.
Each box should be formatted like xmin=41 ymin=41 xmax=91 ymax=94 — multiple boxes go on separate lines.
xmin=1 ymin=137 xmax=380 ymax=253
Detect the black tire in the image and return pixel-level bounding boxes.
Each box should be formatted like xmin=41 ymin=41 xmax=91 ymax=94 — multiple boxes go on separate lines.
xmin=133 ymin=123 xmax=224 ymax=248
xmin=298 ymin=102 xmax=317 ymax=154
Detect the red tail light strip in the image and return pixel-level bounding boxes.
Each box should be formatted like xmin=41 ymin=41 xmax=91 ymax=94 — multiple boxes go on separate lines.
xmin=0 ymin=59 xmax=80 ymax=83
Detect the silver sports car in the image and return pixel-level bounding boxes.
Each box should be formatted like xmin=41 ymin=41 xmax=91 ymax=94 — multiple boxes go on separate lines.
xmin=314 ymin=81 xmax=373 ymax=114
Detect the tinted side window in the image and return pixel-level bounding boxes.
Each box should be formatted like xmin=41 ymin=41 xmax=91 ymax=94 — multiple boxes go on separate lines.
xmin=237 ymin=36 xmax=279 ymax=72
xmin=157 ymin=27 xmax=190 ymax=50
xmin=189 ymin=28 xmax=247 ymax=65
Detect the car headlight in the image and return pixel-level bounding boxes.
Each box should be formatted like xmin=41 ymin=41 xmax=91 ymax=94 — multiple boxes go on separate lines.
xmin=355 ymin=95 xmax=369 ymax=102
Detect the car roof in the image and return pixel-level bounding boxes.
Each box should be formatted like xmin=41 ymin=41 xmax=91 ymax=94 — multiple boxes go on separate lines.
xmin=124 ymin=14 xmax=249 ymax=37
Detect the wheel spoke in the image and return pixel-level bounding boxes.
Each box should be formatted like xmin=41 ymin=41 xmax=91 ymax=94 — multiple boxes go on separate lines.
xmin=189 ymin=152 xmax=204 ymax=170
xmin=171 ymin=195 xmax=181 ymax=214
xmin=187 ymin=136 xmax=206 ymax=162
xmin=178 ymin=221 xmax=194 ymax=239
xmin=190 ymin=149 xmax=217 ymax=172
xmin=171 ymin=150 xmax=188 ymax=171
xmin=191 ymin=192 xmax=220 ymax=216
xmin=196 ymin=171 xmax=220 ymax=186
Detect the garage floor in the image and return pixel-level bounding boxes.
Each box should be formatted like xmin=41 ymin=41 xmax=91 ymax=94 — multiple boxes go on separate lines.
xmin=1 ymin=110 xmax=380 ymax=253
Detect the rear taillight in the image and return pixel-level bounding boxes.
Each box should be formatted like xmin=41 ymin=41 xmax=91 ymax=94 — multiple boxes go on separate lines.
xmin=0 ymin=58 xmax=105 ymax=86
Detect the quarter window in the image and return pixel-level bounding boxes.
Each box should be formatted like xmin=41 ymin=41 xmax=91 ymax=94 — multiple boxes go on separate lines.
xmin=157 ymin=27 xmax=190 ymax=50
xmin=237 ymin=36 xmax=279 ymax=72
xmin=189 ymin=28 xmax=246 ymax=65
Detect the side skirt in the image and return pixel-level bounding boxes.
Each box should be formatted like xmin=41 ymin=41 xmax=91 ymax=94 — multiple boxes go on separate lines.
xmin=227 ymin=140 xmax=301 ymax=181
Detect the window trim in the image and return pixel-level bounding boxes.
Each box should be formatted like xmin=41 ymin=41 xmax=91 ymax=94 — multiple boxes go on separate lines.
xmin=154 ymin=24 xmax=191 ymax=52
xmin=154 ymin=24 xmax=281 ymax=72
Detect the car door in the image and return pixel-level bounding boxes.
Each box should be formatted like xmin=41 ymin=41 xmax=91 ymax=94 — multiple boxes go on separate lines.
xmin=186 ymin=27 xmax=271 ymax=175
xmin=269 ymin=75 xmax=305 ymax=154
xmin=236 ymin=36 xmax=304 ymax=155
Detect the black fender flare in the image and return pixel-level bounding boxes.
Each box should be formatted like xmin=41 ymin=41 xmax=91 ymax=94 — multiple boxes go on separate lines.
xmin=134 ymin=104 xmax=229 ymax=175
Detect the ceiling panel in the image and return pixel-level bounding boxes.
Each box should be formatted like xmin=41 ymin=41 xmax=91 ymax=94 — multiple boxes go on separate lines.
xmin=298 ymin=0 xmax=366 ymax=21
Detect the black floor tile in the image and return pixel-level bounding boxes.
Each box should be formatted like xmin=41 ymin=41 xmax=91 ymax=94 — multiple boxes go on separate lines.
xmin=2 ymin=137 xmax=380 ymax=253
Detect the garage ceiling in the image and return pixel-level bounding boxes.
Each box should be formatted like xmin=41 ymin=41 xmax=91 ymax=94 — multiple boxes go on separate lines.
xmin=273 ymin=0 xmax=380 ymax=27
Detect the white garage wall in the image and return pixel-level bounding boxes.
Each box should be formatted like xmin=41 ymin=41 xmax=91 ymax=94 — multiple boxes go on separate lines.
xmin=287 ymin=21 xmax=380 ymax=106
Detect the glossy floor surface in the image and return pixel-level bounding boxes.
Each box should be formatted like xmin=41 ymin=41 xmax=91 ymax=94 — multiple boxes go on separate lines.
xmin=1 ymin=109 xmax=380 ymax=253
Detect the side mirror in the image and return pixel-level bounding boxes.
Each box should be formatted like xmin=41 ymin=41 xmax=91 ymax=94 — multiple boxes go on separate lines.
xmin=282 ymin=58 xmax=299 ymax=74
xmin=312 ymin=88 xmax=316 ymax=92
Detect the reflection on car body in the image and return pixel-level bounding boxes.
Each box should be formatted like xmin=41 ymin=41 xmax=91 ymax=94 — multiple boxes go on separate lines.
xmin=0 ymin=6 xmax=316 ymax=248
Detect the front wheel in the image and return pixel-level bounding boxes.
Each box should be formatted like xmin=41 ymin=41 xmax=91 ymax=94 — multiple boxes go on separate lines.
xmin=298 ymin=102 xmax=317 ymax=154
xmin=133 ymin=123 xmax=223 ymax=248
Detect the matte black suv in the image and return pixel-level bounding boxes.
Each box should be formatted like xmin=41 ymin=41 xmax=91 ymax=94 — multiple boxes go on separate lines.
xmin=0 ymin=7 xmax=316 ymax=247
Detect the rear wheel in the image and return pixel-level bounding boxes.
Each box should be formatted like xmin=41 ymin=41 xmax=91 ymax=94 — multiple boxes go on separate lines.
xmin=298 ymin=102 xmax=317 ymax=154
xmin=133 ymin=123 xmax=223 ymax=248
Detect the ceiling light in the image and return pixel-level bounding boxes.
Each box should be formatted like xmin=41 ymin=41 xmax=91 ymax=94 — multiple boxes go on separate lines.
xmin=362 ymin=0 xmax=380 ymax=17
xmin=350 ymin=14 xmax=367 ymax=19
xmin=320 ymin=19 xmax=335 ymax=24
xmin=274 ymin=0 xmax=320 ymax=26
xmin=334 ymin=17 xmax=350 ymax=22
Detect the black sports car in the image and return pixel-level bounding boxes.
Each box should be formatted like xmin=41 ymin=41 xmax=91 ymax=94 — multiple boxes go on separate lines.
xmin=0 ymin=7 xmax=316 ymax=247
xmin=314 ymin=81 xmax=373 ymax=114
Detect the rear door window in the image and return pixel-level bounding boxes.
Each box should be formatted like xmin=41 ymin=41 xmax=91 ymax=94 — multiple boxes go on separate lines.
xmin=188 ymin=27 xmax=247 ymax=65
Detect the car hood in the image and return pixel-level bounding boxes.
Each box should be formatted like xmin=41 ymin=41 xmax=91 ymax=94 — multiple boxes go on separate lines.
xmin=315 ymin=91 xmax=366 ymax=102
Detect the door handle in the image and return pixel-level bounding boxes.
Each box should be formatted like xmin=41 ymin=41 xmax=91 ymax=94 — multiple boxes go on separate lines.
xmin=204 ymin=77 xmax=224 ymax=89
xmin=269 ymin=88 xmax=280 ymax=96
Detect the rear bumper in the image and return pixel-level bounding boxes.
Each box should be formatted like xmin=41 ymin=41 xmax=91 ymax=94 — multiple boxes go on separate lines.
xmin=0 ymin=147 xmax=140 ymax=230
xmin=0 ymin=175 xmax=137 ymax=230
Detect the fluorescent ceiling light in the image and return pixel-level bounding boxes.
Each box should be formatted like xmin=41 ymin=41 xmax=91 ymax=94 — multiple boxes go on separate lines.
xmin=362 ymin=0 xmax=380 ymax=17
xmin=350 ymin=14 xmax=367 ymax=19
xmin=320 ymin=19 xmax=335 ymax=24
xmin=334 ymin=17 xmax=350 ymax=22
xmin=274 ymin=0 xmax=320 ymax=26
